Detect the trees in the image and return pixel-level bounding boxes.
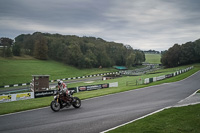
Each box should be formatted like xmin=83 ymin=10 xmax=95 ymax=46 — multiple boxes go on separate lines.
xmin=161 ymin=44 xmax=181 ymax=67
xmin=67 ymin=43 xmax=83 ymax=67
xmin=161 ymin=39 xmax=200 ymax=67
xmin=194 ymin=39 xmax=200 ymax=62
xmin=14 ymin=32 xmax=145 ymax=68
xmin=0 ymin=37 xmax=13 ymax=57
xmin=179 ymin=42 xmax=195 ymax=65
xmin=166 ymin=44 xmax=181 ymax=67
xmin=33 ymin=35 xmax=48 ymax=60
xmin=134 ymin=50 xmax=145 ymax=65
xmin=84 ymin=49 xmax=97 ymax=68
xmin=126 ymin=53 xmax=135 ymax=67
xmin=12 ymin=44 xmax=21 ymax=56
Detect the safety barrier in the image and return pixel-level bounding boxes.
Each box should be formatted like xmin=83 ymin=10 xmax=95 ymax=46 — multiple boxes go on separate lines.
xmin=144 ymin=66 xmax=193 ymax=84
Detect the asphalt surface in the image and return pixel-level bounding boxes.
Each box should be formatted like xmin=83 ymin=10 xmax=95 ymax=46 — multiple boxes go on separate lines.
xmin=0 ymin=71 xmax=200 ymax=133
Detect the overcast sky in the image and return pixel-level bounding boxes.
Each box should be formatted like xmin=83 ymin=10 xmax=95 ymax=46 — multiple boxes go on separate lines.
xmin=0 ymin=0 xmax=200 ymax=51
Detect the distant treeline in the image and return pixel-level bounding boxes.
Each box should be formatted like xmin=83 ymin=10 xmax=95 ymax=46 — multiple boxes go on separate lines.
xmin=143 ymin=50 xmax=160 ymax=54
xmin=1 ymin=32 xmax=145 ymax=68
xmin=161 ymin=39 xmax=200 ymax=67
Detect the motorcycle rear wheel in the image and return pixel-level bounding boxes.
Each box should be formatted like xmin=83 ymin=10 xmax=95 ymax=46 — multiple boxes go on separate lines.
xmin=72 ymin=97 xmax=81 ymax=108
xmin=51 ymin=101 xmax=60 ymax=112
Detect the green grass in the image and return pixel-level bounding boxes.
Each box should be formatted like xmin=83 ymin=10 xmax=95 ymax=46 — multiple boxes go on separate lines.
xmin=108 ymin=104 xmax=200 ymax=133
xmin=0 ymin=63 xmax=199 ymax=115
xmin=145 ymin=53 xmax=161 ymax=64
xmin=0 ymin=58 xmax=117 ymax=86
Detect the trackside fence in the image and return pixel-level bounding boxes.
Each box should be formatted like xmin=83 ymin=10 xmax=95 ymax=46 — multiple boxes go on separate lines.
xmin=144 ymin=66 xmax=193 ymax=84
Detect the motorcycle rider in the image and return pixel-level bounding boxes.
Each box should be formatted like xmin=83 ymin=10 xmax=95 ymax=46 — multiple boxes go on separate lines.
xmin=58 ymin=80 xmax=71 ymax=102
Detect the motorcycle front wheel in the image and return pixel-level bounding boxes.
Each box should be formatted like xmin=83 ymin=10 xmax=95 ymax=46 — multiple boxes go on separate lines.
xmin=72 ymin=97 xmax=81 ymax=108
xmin=51 ymin=100 xmax=60 ymax=112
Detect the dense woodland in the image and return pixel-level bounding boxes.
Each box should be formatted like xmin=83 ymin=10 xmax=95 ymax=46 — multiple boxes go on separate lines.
xmin=161 ymin=39 xmax=200 ymax=67
xmin=0 ymin=32 xmax=145 ymax=68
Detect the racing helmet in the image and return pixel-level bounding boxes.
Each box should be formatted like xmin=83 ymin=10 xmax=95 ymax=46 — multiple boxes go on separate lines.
xmin=58 ymin=80 xmax=63 ymax=87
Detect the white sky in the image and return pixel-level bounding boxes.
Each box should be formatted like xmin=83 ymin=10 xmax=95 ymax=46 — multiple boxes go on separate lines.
xmin=0 ymin=0 xmax=200 ymax=51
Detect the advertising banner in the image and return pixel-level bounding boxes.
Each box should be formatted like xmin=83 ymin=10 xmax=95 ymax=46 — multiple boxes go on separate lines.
xmin=78 ymin=83 xmax=110 ymax=92
xmin=35 ymin=90 xmax=55 ymax=98
xmin=109 ymin=82 xmax=118 ymax=87
xmin=153 ymin=77 xmax=157 ymax=82
xmin=15 ymin=92 xmax=34 ymax=100
xmin=156 ymin=75 xmax=165 ymax=81
xmin=0 ymin=95 xmax=11 ymax=103
xmin=87 ymin=85 xmax=102 ymax=91
xmin=0 ymin=92 xmax=34 ymax=103
xmin=149 ymin=78 xmax=153 ymax=83
xmin=144 ymin=78 xmax=149 ymax=84
xmin=102 ymin=83 xmax=109 ymax=88
xmin=78 ymin=86 xmax=87 ymax=92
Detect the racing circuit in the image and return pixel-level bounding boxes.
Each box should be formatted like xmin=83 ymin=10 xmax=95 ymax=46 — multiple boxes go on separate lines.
xmin=0 ymin=71 xmax=200 ymax=133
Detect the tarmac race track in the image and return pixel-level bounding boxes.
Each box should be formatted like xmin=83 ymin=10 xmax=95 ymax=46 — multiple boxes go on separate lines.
xmin=0 ymin=71 xmax=200 ymax=133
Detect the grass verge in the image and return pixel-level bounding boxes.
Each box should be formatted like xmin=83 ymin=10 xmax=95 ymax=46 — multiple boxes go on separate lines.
xmin=145 ymin=53 xmax=161 ymax=64
xmin=108 ymin=104 xmax=200 ymax=133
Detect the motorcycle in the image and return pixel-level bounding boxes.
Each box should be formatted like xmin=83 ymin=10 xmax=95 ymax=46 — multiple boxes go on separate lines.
xmin=50 ymin=90 xmax=81 ymax=112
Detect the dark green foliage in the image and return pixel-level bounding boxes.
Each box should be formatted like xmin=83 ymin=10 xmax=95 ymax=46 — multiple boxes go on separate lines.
xmin=0 ymin=37 xmax=13 ymax=46
xmin=14 ymin=32 xmax=145 ymax=68
xmin=33 ymin=34 xmax=48 ymax=60
xmin=5 ymin=46 xmax=13 ymax=57
xmin=161 ymin=39 xmax=200 ymax=67
xmin=12 ymin=44 xmax=21 ymax=56
xmin=161 ymin=44 xmax=181 ymax=67
xmin=0 ymin=37 xmax=13 ymax=57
